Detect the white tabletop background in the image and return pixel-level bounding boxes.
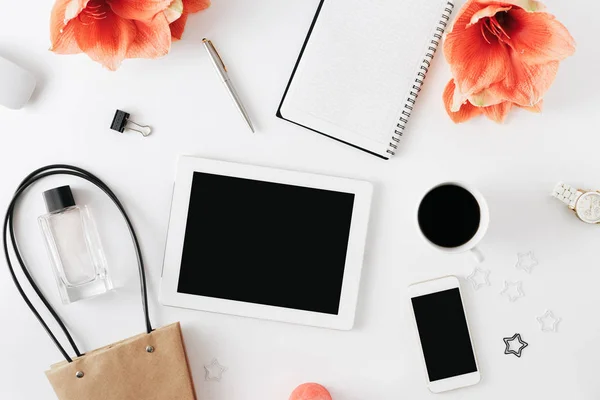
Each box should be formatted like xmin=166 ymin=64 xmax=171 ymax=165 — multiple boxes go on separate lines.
xmin=1 ymin=0 xmax=599 ymax=398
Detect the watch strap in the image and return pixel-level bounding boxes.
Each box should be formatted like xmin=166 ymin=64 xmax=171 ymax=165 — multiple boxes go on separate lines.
xmin=552 ymin=182 xmax=581 ymax=208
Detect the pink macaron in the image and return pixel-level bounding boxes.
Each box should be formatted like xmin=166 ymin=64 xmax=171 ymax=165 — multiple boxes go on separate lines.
xmin=289 ymin=383 xmax=332 ymax=400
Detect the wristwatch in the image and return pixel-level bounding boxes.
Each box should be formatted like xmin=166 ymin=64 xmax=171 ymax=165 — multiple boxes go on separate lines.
xmin=552 ymin=182 xmax=600 ymax=224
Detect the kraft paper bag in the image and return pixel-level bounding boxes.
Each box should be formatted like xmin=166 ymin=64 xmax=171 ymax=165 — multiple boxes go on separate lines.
xmin=3 ymin=167 xmax=199 ymax=400
xmin=45 ymin=322 xmax=196 ymax=400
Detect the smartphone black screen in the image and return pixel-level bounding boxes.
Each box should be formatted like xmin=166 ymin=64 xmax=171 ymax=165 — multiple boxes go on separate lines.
xmin=411 ymin=288 xmax=477 ymax=382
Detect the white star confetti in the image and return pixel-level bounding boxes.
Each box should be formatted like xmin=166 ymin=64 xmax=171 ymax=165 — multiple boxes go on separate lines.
xmin=516 ymin=251 xmax=538 ymax=274
xmin=204 ymin=359 xmax=227 ymax=382
xmin=500 ymin=280 xmax=525 ymax=302
xmin=467 ymin=267 xmax=491 ymax=290
xmin=537 ymin=310 xmax=561 ymax=333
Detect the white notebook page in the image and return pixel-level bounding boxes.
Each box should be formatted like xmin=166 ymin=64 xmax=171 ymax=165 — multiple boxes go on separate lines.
xmin=280 ymin=0 xmax=447 ymax=156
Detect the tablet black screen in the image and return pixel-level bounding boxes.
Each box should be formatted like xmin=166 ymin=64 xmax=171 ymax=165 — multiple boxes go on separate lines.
xmin=177 ymin=172 xmax=355 ymax=315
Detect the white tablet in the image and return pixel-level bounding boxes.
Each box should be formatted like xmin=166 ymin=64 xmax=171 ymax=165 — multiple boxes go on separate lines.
xmin=160 ymin=157 xmax=373 ymax=330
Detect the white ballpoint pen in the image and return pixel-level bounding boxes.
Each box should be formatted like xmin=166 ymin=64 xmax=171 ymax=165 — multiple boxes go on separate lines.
xmin=203 ymin=38 xmax=255 ymax=133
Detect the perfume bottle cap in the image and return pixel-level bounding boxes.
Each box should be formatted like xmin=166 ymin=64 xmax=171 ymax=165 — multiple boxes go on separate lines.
xmin=43 ymin=185 xmax=76 ymax=213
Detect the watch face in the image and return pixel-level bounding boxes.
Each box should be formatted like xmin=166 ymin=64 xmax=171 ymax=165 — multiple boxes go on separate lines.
xmin=575 ymin=192 xmax=600 ymax=223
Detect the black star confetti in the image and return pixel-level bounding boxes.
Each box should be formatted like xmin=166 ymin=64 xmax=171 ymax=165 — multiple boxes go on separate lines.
xmin=503 ymin=333 xmax=528 ymax=358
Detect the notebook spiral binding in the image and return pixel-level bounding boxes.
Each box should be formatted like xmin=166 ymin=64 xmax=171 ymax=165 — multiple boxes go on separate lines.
xmin=387 ymin=1 xmax=454 ymax=157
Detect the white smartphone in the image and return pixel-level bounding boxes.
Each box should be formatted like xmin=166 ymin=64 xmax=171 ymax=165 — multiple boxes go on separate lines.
xmin=408 ymin=276 xmax=481 ymax=393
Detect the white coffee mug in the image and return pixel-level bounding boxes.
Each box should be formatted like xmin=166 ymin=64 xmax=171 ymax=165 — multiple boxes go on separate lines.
xmin=417 ymin=182 xmax=490 ymax=263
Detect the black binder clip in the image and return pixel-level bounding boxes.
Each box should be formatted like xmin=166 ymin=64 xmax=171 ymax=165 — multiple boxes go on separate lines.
xmin=110 ymin=110 xmax=151 ymax=137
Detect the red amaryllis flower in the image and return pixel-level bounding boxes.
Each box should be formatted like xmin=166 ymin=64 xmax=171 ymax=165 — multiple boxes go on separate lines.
xmin=169 ymin=0 xmax=211 ymax=40
xmin=443 ymin=0 xmax=575 ymax=123
xmin=50 ymin=0 xmax=208 ymax=70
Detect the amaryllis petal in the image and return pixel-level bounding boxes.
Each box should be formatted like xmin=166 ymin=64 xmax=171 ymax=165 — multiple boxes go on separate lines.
xmin=64 ymin=0 xmax=91 ymax=21
xmin=74 ymin=4 xmax=137 ymax=70
xmin=107 ymin=0 xmax=172 ymax=21
xmin=486 ymin=57 xmax=559 ymax=106
xmin=482 ymin=101 xmax=512 ymax=122
xmin=503 ymin=8 xmax=575 ymax=65
xmin=444 ymin=19 xmax=511 ymax=96
xmin=447 ymin=0 xmax=482 ymax=33
xmin=467 ymin=5 xmax=511 ymax=28
xmin=164 ymin=0 xmax=183 ymax=23
xmin=444 ymin=80 xmax=483 ymax=123
xmin=516 ymin=100 xmax=543 ymax=113
xmin=169 ymin=12 xmax=188 ymax=40
xmin=450 ymin=79 xmax=469 ymax=112
xmin=168 ymin=0 xmax=209 ymax=40
xmin=478 ymin=0 xmax=545 ymax=12
xmin=51 ymin=23 xmax=81 ymax=54
xmin=468 ymin=87 xmax=505 ymax=108
xmin=184 ymin=0 xmax=210 ymax=13
xmin=127 ymin=12 xmax=172 ymax=58
xmin=50 ymin=0 xmax=83 ymax=54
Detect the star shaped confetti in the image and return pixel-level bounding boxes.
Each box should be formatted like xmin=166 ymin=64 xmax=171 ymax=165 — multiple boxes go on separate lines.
xmin=204 ymin=359 xmax=227 ymax=382
xmin=537 ymin=310 xmax=561 ymax=333
xmin=516 ymin=251 xmax=539 ymax=274
xmin=500 ymin=280 xmax=525 ymax=302
xmin=504 ymin=333 xmax=528 ymax=358
xmin=467 ymin=267 xmax=491 ymax=290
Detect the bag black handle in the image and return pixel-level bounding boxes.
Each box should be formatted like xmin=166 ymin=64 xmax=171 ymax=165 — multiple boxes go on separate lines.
xmin=2 ymin=165 xmax=153 ymax=362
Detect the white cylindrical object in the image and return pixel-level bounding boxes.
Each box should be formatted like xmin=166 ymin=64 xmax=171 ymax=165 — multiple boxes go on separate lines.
xmin=0 ymin=55 xmax=36 ymax=109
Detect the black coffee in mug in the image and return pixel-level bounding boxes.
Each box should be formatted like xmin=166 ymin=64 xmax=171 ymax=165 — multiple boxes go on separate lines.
xmin=418 ymin=184 xmax=481 ymax=248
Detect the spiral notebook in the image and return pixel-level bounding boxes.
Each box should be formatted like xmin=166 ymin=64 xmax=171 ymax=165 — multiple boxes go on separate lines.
xmin=277 ymin=0 xmax=454 ymax=160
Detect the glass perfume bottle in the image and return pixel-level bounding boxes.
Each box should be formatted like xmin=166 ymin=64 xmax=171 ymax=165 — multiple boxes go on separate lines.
xmin=38 ymin=185 xmax=113 ymax=304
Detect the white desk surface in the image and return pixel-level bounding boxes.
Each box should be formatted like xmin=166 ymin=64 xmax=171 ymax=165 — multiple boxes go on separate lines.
xmin=1 ymin=0 xmax=599 ymax=398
